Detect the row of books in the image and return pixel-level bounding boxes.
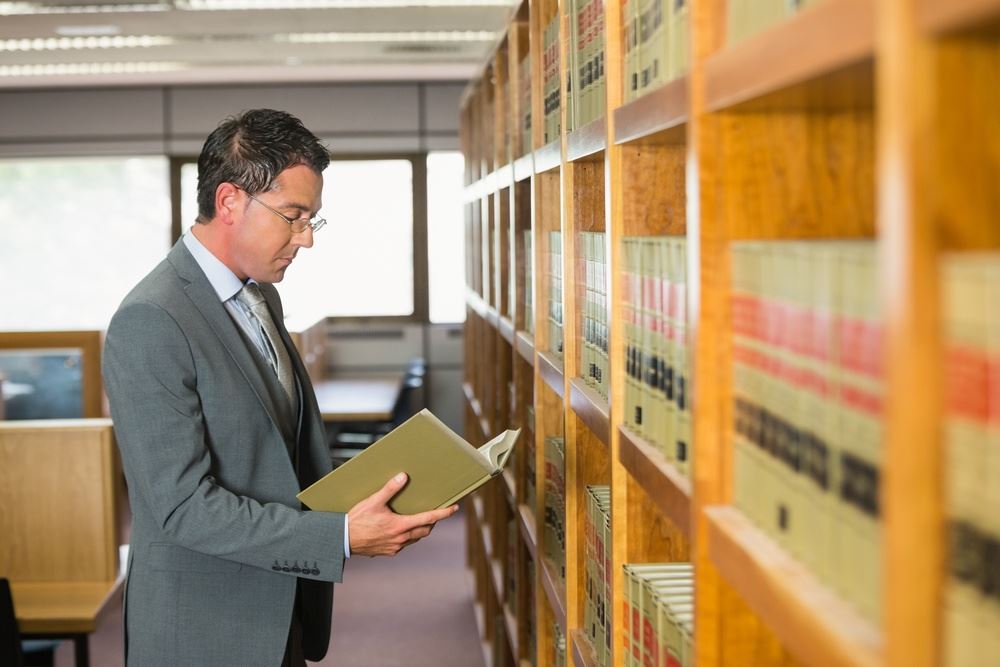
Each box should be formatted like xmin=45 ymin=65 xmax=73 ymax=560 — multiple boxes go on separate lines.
xmin=525 ymin=404 xmax=537 ymax=511
xmin=543 ymin=436 xmax=567 ymax=589
xmin=525 ymin=230 xmax=535 ymax=334
xmin=527 ymin=558 xmax=538 ymax=666
xmin=623 ymin=0 xmax=689 ymax=103
xmin=581 ymin=231 xmax=610 ymax=400
xmin=941 ymin=253 xmax=1000 ymax=667
xmin=543 ymin=14 xmax=562 ymax=144
xmin=623 ymin=563 xmax=694 ymax=667
xmin=549 ymin=231 xmax=565 ymax=358
xmin=730 ymin=240 xmax=883 ymax=623
xmin=622 ymin=236 xmax=691 ymax=477
xmin=554 ymin=621 xmax=567 ymax=667
xmin=520 ymin=54 xmax=533 ymax=158
xmin=584 ymin=485 xmax=612 ymax=665
xmin=506 ymin=513 xmax=518 ymax=604
xmin=568 ymin=0 xmax=606 ymax=129
xmin=727 ymin=0 xmax=817 ymax=45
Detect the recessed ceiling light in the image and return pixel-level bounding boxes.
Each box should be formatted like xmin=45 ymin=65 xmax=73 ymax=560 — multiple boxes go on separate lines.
xmin=55 ymin=24 xmax=122 ymax=36
xmin=0 ymin=61 xmax=186 ymax=77
xmin=0 ymin=34 xmax=175 ymax=51
xmin=0 ymin=3 xmax=170 ymax=16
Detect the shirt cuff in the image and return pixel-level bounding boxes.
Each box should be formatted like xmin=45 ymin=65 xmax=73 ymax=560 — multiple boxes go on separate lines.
xmin=344 ymin=514 xmax=351 ymax=559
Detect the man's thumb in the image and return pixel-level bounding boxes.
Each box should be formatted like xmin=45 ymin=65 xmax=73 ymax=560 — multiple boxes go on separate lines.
xmin=375 ymin=472 xmax=407 ymax=505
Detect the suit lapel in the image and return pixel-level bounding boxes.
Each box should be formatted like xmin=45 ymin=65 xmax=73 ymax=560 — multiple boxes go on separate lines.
xmin=167 ymin=241 xmax=288 ymax=440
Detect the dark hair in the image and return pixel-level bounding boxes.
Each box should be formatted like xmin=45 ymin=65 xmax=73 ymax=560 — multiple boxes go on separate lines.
xmin=195 ymin=108 xmax=330 ymax=222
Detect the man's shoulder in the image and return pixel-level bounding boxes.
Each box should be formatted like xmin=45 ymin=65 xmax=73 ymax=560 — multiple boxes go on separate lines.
xmin=114 ymin=255 xmax=188 ymax=319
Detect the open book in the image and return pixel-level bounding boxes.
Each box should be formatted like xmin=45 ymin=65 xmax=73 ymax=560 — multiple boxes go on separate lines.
xmin=298 ymin=408 xmax=520 ymax=515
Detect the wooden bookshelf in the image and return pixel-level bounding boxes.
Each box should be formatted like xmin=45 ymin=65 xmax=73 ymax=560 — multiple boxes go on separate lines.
xmin=704 ymin=0 xmax=875 ymax=111
xmin=566 ymin=117 xmax=607 ymax=163
xmin=613 ymin=75 xmax=689 ymax=145
xmin=706 ymin=506 xmax=882 ymax=667
xmin=618 ymin=426 xmax=692 ymax=537
xmin=461 ymin=0 xmax=991 ymax=664
xmin=567 ymin=379 xmax=609 ymax=447
xmin=569 ymin=629 xmax=598 ymax=667
xmin=919 ymin=0 xmax=1000 ymax=34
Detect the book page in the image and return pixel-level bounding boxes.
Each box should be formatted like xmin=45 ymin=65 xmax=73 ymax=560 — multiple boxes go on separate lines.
xmin=477 ymin=428 xmax=521 ymax=471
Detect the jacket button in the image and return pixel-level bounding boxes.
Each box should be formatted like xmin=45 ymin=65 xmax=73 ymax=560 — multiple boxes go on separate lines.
xmin=271 ymin=560 xmax=281 ymax=571
xmin=292 ymin=561 xmax=301 ymax=573
xmin=281 ymin=560 xmax=291 ymax=572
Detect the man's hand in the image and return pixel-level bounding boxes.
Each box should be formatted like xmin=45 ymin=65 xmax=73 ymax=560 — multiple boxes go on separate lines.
xmin=348 ymin=472 xmax=459 ymax=557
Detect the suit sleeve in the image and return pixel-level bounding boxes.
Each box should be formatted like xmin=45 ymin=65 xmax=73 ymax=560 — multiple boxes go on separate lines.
xmin=103 ymin=299 xmax=345 ymax=583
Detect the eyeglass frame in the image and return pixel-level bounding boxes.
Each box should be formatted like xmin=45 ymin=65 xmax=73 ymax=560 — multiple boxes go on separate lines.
xmin=236 ymin=185 xmax=327 ymax=234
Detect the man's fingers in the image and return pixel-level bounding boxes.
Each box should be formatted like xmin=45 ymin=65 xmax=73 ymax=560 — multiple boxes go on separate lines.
xmin=407 ymin=504 xmax=458 ymax=528
xmin=370 ymin=472 xmax=408 ymax=506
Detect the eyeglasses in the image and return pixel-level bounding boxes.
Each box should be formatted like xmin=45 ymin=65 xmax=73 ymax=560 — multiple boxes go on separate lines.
xmin=239 ymin=187 xmax=326 ymax=234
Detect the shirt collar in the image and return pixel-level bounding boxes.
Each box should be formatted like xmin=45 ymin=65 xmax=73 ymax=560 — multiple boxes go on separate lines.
xmin=182 ymin=230 xmax=248 ymax=302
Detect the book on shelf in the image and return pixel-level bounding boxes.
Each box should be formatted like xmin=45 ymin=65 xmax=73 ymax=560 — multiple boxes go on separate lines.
xmin=581 ymin=232 xmax=610 ymax=400
xmin=622 ymin=236 xmax=691 ymax=476
xmin=549 ymin=231 xmax=564 ymax=358
xmin=941 ymin=252 xmax=1000 ymax=667
xmin=622 ymin=563 xmax=693 ymax=667
xmin=554 ymin=620 xmax=567 ymax=667
xmin=543 ymin=14 xmax=562 ymax=144
xmin=520 ymin=53 xmax=533 ymax=157
xmin=630 ymin=0 xmax=688 ymax=101
xmin=298 ymin=409 xmax=521 ymax=514
xmin=544 ymin=436 xmax=567 ymax=587
xmin=584 ymin=485 xmax=612 ymax=666
xmin=726 ymin=0 xmax=818 ymax=45
xmin=525 ymin=230 xmax=535 ymax=335
xmin=526 ymin=404 xmax=537 ymax=511
xmin=729 ymin=240 xmax=882 ymax=624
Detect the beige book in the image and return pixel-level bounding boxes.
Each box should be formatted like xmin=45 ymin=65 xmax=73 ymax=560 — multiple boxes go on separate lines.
xmin=298 ymin=409 xmax=520 ymax=514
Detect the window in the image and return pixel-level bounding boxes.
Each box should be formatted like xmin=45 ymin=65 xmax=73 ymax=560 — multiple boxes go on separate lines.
xmin=426 ymin=152 xmax=466 ymax=323
xmin=0 ymin=157 xmax=171 ymax=330
xmin=277 ymin=159 xmax=414 ymax=320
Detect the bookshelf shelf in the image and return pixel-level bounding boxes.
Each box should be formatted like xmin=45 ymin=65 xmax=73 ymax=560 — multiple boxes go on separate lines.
xmin=569 ymin=629 xmax=598 ymax=667
xmin=470 ymin=589 xmax=496 ymax=667
xmin=568 ymin=378 xmax=610 ymax=447
xmin=919 ymin=0 xmax=1000 ymax=33
xmin=705 ymin=506 xmax=883 ymax=667
xmin=467 ymin=290 xmax=489 ymax=319
xmin=537 ymin=351 xmax=565 ymax=399
xmin=518 ymin=503 xmax=537 ymax=561
xmin=618 ymin=426 xmax=692 ymax=537
xmin=566 ymin=116 xmax=607 ymax=163
xmin=513 ymin=153 xmax=534 ymax=182
xmin=704 ymin=0 xmax=875 ymax=111
xmin=515 ymin=331 xmax=535 ymax=365
xmin=499 ymin=315 xmax=515 ymax=344
xmin=540 ymin=557 xmax=568 ymax=636
xmin=534 ymin=139 xmax=561 ymax=174
xmin=502 ymin=469 xmax=517 ymax=512
xmin=495 ymin=163 xmax=515 ymax=191
xmin=463 ymin=382 xmax=491 ymax=441
xmin=490 ymin=556 xmax=506 ymax=606
xmin=613 ymin=76 xmax=689 ymax=146
xmin=504 ymin=602 xmax=520 ymax=658
xmin=485 ymin=307 xmax=500 ymax=330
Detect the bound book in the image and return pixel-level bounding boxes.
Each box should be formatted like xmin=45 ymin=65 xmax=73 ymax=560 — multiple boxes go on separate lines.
xmin=298 ymin=408 xmax=521 ymax=514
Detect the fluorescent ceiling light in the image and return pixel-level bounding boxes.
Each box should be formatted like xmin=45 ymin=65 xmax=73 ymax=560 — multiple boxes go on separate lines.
xmin=177 ymin=0 xmax=513 ymax=8
xmin=0 ymin=0 xmax=510 ymax=14
xmin=55 ymin=24 xmax=122 ymax=36
xmin=0 ymin=35 xmax=175 ymax=51
xmin=0 ymin=2 xmax=169 ymax=15
xmin=283 ymin=30 xmax=498 ymax=43
xmin=0 ymin=61 xmax=185 ymax=77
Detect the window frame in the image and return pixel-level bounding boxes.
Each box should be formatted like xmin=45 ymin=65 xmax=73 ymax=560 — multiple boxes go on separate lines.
xmin=170 ymin=153 xmax=431 ymax=323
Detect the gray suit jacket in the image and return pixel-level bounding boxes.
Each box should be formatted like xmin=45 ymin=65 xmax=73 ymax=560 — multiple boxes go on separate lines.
xmin=103 ymin=240 xmax=344 ymax=666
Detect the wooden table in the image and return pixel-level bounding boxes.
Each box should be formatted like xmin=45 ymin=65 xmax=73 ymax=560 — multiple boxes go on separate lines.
xmin=312 ymin=373 xmax=405 ymax=423
xmin=12 ymin=576 xmax=124 ymax=667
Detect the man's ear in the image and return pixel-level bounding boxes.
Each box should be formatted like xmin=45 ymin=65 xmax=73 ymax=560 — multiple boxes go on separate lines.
xmin=215 ymin=182 xmax=242 ymax=226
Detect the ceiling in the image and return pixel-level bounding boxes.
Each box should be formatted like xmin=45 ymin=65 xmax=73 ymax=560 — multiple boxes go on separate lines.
xmin=0 ymin=0 xmax=513 ymax=88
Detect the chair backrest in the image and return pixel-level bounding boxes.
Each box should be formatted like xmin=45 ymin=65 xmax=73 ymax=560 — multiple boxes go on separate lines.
xmin=0 ymin=578 xmax=24 ymax=667
xmin=0 ymin=419 xmax=121 ymax=582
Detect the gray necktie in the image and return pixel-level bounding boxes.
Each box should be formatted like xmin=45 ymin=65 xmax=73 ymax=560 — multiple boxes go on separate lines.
xmin=235 ymin=283 xmax=297 ymax=406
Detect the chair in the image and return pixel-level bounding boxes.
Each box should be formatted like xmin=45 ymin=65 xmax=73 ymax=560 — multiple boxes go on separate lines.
xmin=0 ymin=578 xmax=24 ymax=667
xmin=330 ymin=358 xmax=426 ymax=460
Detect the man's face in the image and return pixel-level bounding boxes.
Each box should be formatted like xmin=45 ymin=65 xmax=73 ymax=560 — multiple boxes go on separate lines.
xmin=231 ymin=164 xmax=323 ymax=284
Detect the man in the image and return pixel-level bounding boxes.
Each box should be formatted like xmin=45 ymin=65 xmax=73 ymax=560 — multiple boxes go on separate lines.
xmin=103 ymin=108 xmax=456 ymax=666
